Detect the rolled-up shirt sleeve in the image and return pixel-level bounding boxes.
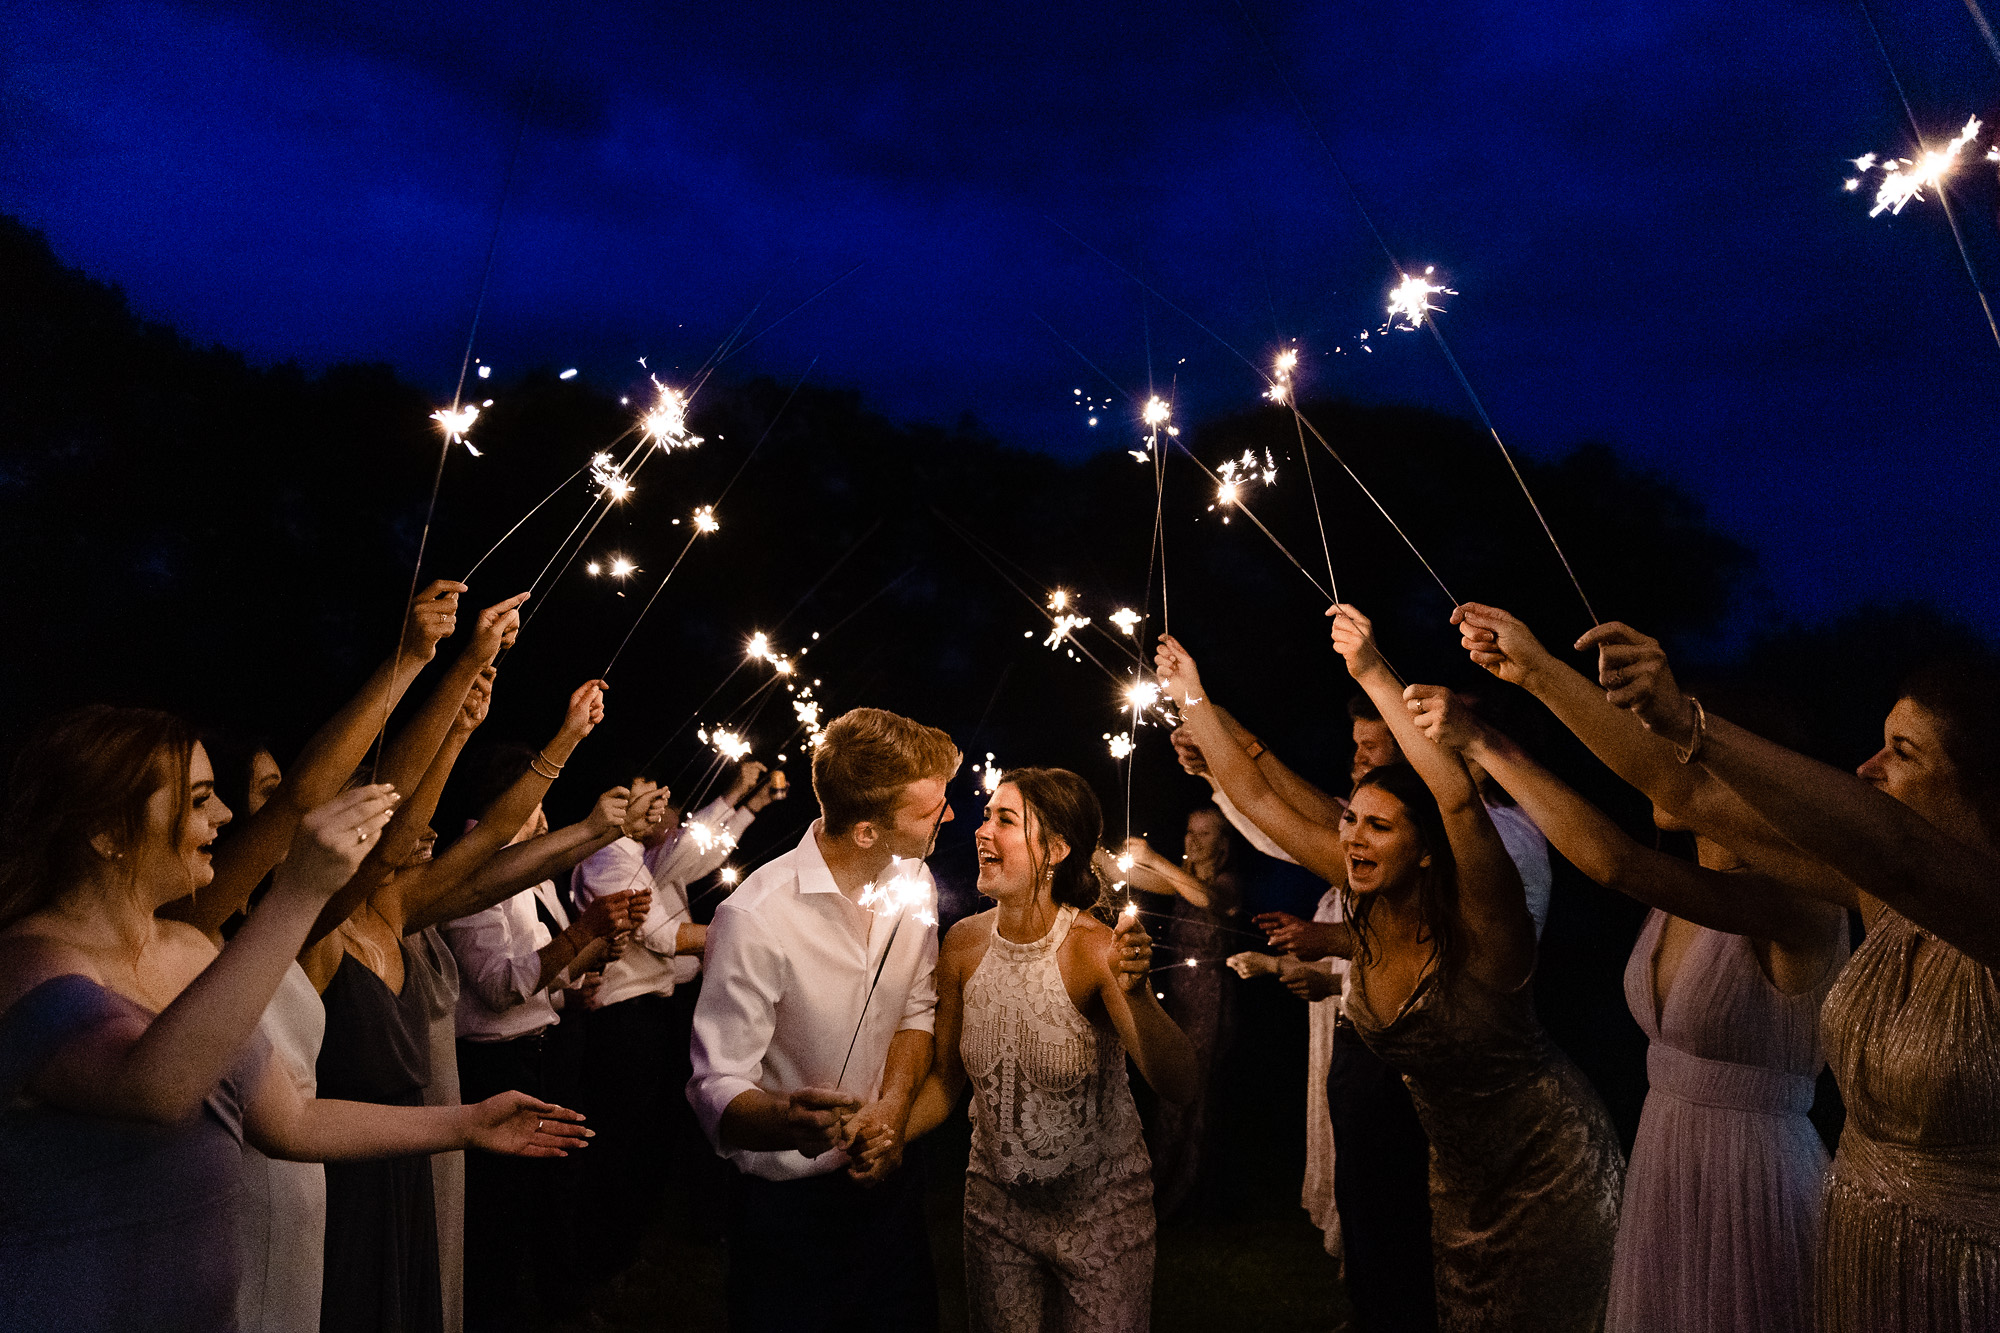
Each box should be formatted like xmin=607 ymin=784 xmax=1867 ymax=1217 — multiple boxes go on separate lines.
xmin=1212 ymin=785 xmax=1302 ymax=865
xmin=441 ymin=900 xmax=546 ymax=1013
xmin=572 ymin=836 xmax=649 ymax=909
xmin=897 ymin=874 xmax=940 ymax=1034
xmin=688 ymin=901 xmax=786 ymax=1150
xmin=654 ymin=798 xmax=753 ymax=889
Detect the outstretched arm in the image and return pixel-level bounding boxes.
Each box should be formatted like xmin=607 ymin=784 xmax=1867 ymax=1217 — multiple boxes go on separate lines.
xmin=410 ymin=783 xmax=647 ymax=933
xmin=1583 ymin=620 xmax=2000 ymax=966
xmin=1155 ymin=634 xmax=1347 ymax=883
xmin=167 ymin=582 xmax=466 ymax=939
xmin=1203 ymin=703 xmax=1349 ymax=829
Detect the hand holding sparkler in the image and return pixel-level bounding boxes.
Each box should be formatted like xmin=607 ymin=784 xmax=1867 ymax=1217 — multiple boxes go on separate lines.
xmin=1279 ymin=957 xmax=1340 ymax=1002
xmin=1151 ymin=633 xmax=1208 ymax=710
xmin=1110 ymin=909 xmax=1155 ymax=994
xmin=1404 ymin=685 xmax=1486 ymax=756
xmin=621 ymin=780 xmax=670 ymax=841
xmin=1227 ymin=951 xmax=1281 ymax=979
xmin=404 ymin=580 xmax=468 ymax=663
xmin=1574 ymin=622 xmax=1699 ymax=748
xmin=839 ymin=1097 xmax=910 ymax=1186
xmin=745 ymin=770 xmax=788 ymax=814
xmin=451 ymin=668 xmax=496 ymax=737
xmin=724 ymin=760 xmax=768 ymax=807
xmin=1255 ymin=911 xmax=1343 ymax=961
xmin=1169 ymin=726 xmax=1209 ymax=777
xmin=470 ymin=592 xmax=531 ymax=660
xmin=782 ymin=1088 xmax=862 ymax=1159
xmin=560 ymin=680 xmax=609 ymax=742
xmin=1326 ymin=604 xmax=1387 ymax=679
xmin=584 ymin=786 xmax=634 ymax=838
xmin=1453 ymin=603 xmax=1558 ymax=688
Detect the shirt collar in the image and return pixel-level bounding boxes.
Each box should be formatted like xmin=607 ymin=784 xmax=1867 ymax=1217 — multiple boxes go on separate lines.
xmin=793 ymin=820 xmax=843 ymax=895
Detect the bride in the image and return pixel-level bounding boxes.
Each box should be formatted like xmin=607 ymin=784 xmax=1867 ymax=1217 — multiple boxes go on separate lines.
xmin=903 ymin=766 xmax=1197 ymax=1332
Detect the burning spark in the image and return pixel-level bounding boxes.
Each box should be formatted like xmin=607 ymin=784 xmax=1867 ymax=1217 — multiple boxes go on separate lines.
xmin=559 ymin=368 xmax=578 ymax=380
xmin=698 ymin=727 xmax=752 ymax=761
xmin=1143 ymin=397 xmax=1171 ymax=428
xmin=1048 ymin=588 xmax=1071 ymax=612
xmin=1210 ymin=449 xmax=1279 ymax=513
xmin=685 ymin=818 xmax=738 ymax=856
xmin=1851 ymin=117 xmax=1984 ymax=217
xmin=692 ymin=505 xmax=720 ymax=534
xmin=586 ymin=561 xmax=601 ymax=576
xmin=1110 ymin=608 xmax=1142 ymax=636
xmin=432 ymin=404 xmax=482 ymax=456
xmin=1125 ymin=680 xmax=1161 ymax=713
xmin=639 ymin=379 xmax=704 ymax=450
xmin=747 ymin=632 xmax=772 ymax=661
xmin=595 ymin=556 xmax=637 ymax=579
xmin=858 ymin=857 xmax=937 ymax=927
xmin=589 ymin=452 xmax=633 ymax=502
xmin=979 ymin=752 xmax=1003 ymax=794
xmin=1108 ymin=732 xmax=1134 ymax=760
xmin=719 ymin=866 xmax=739 ymax=886
xmin=1385 ymin=267 xmax=1456 ymax=331
xmin=1116 ymin=852 xmax=1136 ymax=873
xmin=1044 ymin=614 xmax=1092 ymax=649
xmin=1265 ymin=347 xmax=1300 ymax=403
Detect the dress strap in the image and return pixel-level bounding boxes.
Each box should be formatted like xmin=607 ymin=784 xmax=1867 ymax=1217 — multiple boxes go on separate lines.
xmin=0 ymin=975 xmax=127 ymax=1104
xmin=1054 ymin=904 xmax=1080 ymax=947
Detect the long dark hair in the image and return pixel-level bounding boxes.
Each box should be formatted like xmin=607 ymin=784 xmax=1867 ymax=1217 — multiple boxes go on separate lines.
xmin=1340 ymin=762 xmax=1461 ymax=984
xmin=999 ymin=767 xmax=1111 ymax=916
xmin=0 ymin=706 xmax=197 ymax=930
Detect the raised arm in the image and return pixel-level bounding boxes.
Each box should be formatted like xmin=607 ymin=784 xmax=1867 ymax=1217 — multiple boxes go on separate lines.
xmin=1203 ymin=703 xmax=1349 ymax=829
xmin=1110 ymin=837 xmax=1213 ymax=909
xmin=1585 ymin=620 xmax=2000 ymax=966
xmin=1155 ymin=633 xmax=1347 ymax=883
xmin=396 ymin=679 xmax=607 ymax=933
xmin=167 ymin=582 xmax=466 ymax=939
xmin=1421 ymin=688 xmax=1842 ymax=956
xmin=410 ymin=784 xmax=641 ymax=933
xmin=8 ymin=787 xmax=395 ymax=1124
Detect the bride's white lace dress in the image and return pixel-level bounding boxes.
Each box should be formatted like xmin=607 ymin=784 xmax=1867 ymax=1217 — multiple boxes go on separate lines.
xmin=960 ymin=906 xmax=1155 ymax=1332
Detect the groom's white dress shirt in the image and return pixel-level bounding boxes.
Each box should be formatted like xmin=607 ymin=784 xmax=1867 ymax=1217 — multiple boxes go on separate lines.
xmin=688 ymin=822 xmax=939 ymax=1182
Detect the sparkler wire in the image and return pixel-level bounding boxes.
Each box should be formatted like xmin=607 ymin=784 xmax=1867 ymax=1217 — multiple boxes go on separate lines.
xmin=1962 ymin=0 xmax=2000 ymax=71
xmin=1857 ymin=0 xmax=2000 ymax=359
xmin=1232 ymin=0 xmax=1598 ymax=625
xmin=835 ymin=795 xmax=954 ymax=1090
xmin=460 ymin=463 xmax=587 ymax=581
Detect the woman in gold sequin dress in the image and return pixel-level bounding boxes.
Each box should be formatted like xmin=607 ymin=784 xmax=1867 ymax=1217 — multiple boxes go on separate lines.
xmin=906 ymin=768 xmax=1197 ymax=1333
xmin=1164 ymin=612 xmax=1626 ymax=1333
xmin=1514 ymin=615 xmax=2000 ymax=1332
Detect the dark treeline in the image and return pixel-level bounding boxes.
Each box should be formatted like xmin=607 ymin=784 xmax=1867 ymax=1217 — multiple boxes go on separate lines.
xmin=2 ymin=212 xmax=1982 ymax=1148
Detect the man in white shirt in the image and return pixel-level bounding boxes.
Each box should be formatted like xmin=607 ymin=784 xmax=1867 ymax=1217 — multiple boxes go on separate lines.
xmin=568 ymin=761 xmax=780 ymax=1280
xmin=689 ymin=707 xmax=959 ymax=1333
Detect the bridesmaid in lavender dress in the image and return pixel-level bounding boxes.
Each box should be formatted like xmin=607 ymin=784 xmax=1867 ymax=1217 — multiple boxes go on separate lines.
xmin=1420 ymin=626 xmax=1850 ymax=1333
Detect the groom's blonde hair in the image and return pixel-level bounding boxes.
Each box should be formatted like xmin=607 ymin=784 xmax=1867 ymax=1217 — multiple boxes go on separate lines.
xmin=812 ymin=708 xmax=959 ymax=836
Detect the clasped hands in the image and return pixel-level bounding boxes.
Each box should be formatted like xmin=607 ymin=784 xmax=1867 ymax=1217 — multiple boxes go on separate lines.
xmin=781 ymin=1089 xmax=909 ymax=1185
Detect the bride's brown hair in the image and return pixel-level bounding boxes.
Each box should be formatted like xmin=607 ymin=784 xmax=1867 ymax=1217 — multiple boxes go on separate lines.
xmin=999 ymin=767 xmax=1110 ymax=916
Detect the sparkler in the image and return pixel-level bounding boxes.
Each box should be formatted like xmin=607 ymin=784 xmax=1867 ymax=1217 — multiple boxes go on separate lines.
xmin=979 ymin=752 xmax=1004 ymax=794
xmin=639 ymin=379 xmax=705 ymax=451
xmin=833 ymin=834 xmax=945 ymax=1090
xmin=1109 ymin=607 xmax=1142 ymax=636
xmin=692 ymin=505 xmax=720 ymax=534
xmin=1383 ymin=268 xmax=1456 ymax=332
xmin=698 ymin=727 xmax=752 ymax=761
xmin=1107 ymin=732 xmax=1135 ymax=760
xmin=431 ymin=404 xmax=483 ymax=457
xmin=588 ymin=451 xmax=634 ymax=502
xmin=1209 ymin=448 xmax=1279 ymax=518
xmin=1044 ymin=613 xmax=1092 ymax=649
xmin=1846 ymin=116 xmax=1985 ymax=216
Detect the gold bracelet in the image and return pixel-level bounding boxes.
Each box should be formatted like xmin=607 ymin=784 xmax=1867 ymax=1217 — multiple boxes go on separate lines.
xmin=1674 ymin=696 xmax=1707 ymax=765
xmin=529 ymin=756 xmax=561 ymax=780
xmin=536 ymin=748 xmax=565 ymax=772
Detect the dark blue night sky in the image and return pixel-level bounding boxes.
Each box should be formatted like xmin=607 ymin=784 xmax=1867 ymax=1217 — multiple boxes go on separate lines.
xmin=6 ymin=0 xmax=1999 ymax=630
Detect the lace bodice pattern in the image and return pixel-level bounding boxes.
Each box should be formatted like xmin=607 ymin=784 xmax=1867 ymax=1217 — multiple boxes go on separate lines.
xmin=961 ymin=906 xmax=1148 ymax=1187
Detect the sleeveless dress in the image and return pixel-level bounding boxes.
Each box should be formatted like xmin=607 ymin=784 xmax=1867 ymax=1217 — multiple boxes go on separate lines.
xmin=318 ymin=945 xmax=443 ymax=1333
xmin=1607 ymin=911 xmax=1845 ymax=1333
xmin=960 ymin=906 xmax=1156 ymax=1333
xmin=0 ymin=973 xmax=270 ymax=1333
xmin=239 ymin=961 xmax=329 ymax=1333
xmin=1345 ymin=957 xmax=1625 ymax=1333
xmin=1816 ymin=905 xmax=2000 ymax=1331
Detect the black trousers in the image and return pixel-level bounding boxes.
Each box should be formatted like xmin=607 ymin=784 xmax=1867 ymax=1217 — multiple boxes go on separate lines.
xmin=457 ymin=1027 xmax=588 ymax=1332
xmin=1327 ymin=1017 xmax=1439 ymax=1333
xmin=725 ymin=1157 xmax=938 ymax=1333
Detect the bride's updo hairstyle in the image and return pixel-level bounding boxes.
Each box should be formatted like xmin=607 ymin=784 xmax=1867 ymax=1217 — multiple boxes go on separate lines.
xmin=1000 ymin=767 xmax=1108 ymax=914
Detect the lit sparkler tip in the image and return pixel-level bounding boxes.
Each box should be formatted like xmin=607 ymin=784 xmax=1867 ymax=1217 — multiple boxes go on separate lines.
xmin=638 ymin=379 xmax=704 ymax=450
xmin=719 ymin=866 xmax=739 ymax=885
xmin=1044 ymin=614 xmax=1091 ymax=650
xmin=692 ymin=505 xmax=719 ymax=534
xmin=747 ymin=632 xmax=772 ymax=661
xmin=1110 ymin=608 xmax=1141 ymax=636
xmin=1125 ymin=680 xmax=1161 ymax=712
xmin=1385 ymin=268 xmax=1456 ymax=331
xmin=1108 ymin=732 xmax=1134 ymax=760
xmin=1048 ymin=588 xmax=1071 ymax=612
xmin=1142 ymin=396 xmax=1171 ymax=428
xmin=431 ymin=404 xmax=481 ymax=447
xmin=1116 ymin=852 xmax=1136 ymax=873
xmin=586 ymin=561 xmax=601 ymax=576
xmin=608 ymin=556 xmax=637 ymax=579
xmin=1853 ymin=116 xmax=1987 ymax=218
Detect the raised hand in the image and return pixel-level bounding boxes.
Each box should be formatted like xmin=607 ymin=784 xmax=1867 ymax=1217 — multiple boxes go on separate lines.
xmin=586 ymin=786 xmax=632 ymax=837
xmin=274 ymin=785 xmax=399 ymax=902
xmin=1326 ymin=603 xmax=1385 ymax=677
xmin=725 ymin=760 xmax=768 ymax=806
xmin=561 ymin=680 xmax=608 ymax=740
xmin=785 ymin=1088 xmax=861 ymax=1159
xmin=1575 ymin=622 xmax=1697 ymax=743
xmin=577 ymin=887 xmax=644 ymax=940
xmin=1170 ymin=726 xmax=1210 ymax=777
xmin=1110 ymin=910 xmax=1154 ymax=993
xmin=1254 ymin=910 xmax=1342 ymax=960
xmin=404 ymin=580 xmax=468 ymax=662
xmin=452 ymin=667 xmax=496 ymax=735
xmin=621 ymin=780 xmax=670 ymax=840
xmin=463 ymin=1092 xmax=592 ymax=1158
xmin=1153 ymin=634 xmax=1208 ymax=709
xmin=469 ymin=593 xmax=531 ymax=660
xmin=746 ymin=770 xmax=789 ymax=813
xmin=1404 ymin=684 xmax=1484 ymax=754
xmin=1452 ymin=603 xmax=1556 ymax=687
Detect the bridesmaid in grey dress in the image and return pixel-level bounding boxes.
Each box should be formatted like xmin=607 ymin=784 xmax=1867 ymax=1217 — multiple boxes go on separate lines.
xmin=1162 ymin=612 xmax=1625 ymax=1332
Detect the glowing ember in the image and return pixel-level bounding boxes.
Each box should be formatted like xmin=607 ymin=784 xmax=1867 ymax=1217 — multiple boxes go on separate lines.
xmin=1116 ymin=852 xmax=1136 ymax=873
xmin=1385 ymin=267 xmax=1456 ymax=331
xmin=747 ymin=632 xmax=773 ymax=661
xmin=692 ymin=505 xmax=719 ymax=534
xmin=1109 ymin=608 xmax=1142 ymax=636
xmin=1142 ymin=397 xmax=1171 ymax=428
xmin=607 ymin=556 xmax=637 ymax=578
xmin=1851 ymin=116 xmax=1986 ymax=217
xmin=684 ymin=818 xmax=738 ymax=855
xmin=1044 ymin=613 xmax=1092 ymax=649
xmin=639 ymin=379 xmax=704 ymax=450
xmin=979 ymin=752 xmax=1003 ymax=794
xmin=1048 ymin=588 xmax=1071 ymax=612
xmin=1108 ymin=732 xmax=1134 ymax=760
xmin=719 ymin=866 xmax=739 ymax=886
xmin=586 ymin=561 xmax=601 ymax=576
xmin=698 ymin=727 xmax=752 ymax=761
xmin=432 ymin=404 xmax=482 ymax=456
xmin=1125 ymin=680 xmax=1161 ymax=712
xmin=858 ymin=857 xmax=937 ymax=927
xmin=589 ymin=452 xmax=634 ymax=501
xmin=1265 ymin=347 xmax=1300 ymax=403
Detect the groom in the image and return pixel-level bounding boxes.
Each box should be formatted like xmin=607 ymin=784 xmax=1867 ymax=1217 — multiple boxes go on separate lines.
xmin=688 ymin=707 xmax=959 ymax=1332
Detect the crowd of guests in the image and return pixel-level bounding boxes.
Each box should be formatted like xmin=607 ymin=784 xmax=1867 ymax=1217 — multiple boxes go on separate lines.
xmin=1 ymin=574 xmax=1996 ymax=1333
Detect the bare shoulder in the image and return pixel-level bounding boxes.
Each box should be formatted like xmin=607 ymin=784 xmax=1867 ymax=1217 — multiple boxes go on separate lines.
xmin=943 ymin=909 xmax=995 ymax=959
xmin=1059 ymin=912 xmax=1114 ymax=965
xmin=153 ymin=919 xmax=221 ymax=981
xmin=0 ymin=926 xmax=104 ymax=1016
